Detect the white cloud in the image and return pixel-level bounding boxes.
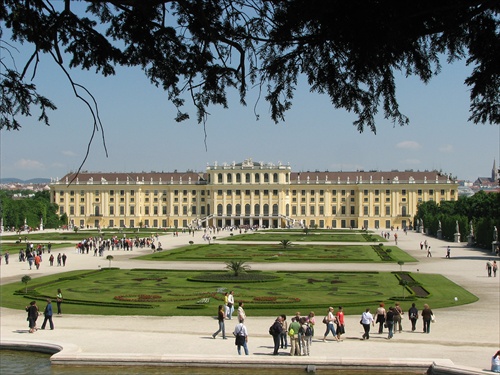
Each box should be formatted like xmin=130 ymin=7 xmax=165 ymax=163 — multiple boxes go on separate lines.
xmin=61 ymin=150 xmax=77 ymax=157
xmin=14 ymin=159 xmax=45 ymax=170
xmin=439 ymin=144 xmax=453 ymax=153
xmin=396 ymin=141 xmax=421 ymax=150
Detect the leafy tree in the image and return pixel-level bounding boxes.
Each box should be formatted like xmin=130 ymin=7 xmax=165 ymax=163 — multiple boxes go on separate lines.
xmin=398 ymin=261 xmax=404 ymax=272
xmin=1 ymin=0 xmax=498 ymax=143
xmin=106 ymin=255 xmax=114 ymax=268
xmin=225 ymin=260 xmax=250 ymax=277
xmin=399 ymin=279 xmax=411 ymax=300
xmin=21 ymin=275 xmax=31 ymax=294
xmin=416 ymin=192 xmax=500 ymax=247
xmin=0 ymin=190 xmax=64 ymax=229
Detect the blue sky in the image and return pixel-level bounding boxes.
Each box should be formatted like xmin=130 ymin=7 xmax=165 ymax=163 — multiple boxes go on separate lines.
xmin=1 ymin=30 xmax=499 ymax=182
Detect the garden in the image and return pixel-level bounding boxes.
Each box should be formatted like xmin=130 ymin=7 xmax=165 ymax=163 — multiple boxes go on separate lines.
xmin=2 ymin=266 xmax=477 ymax=317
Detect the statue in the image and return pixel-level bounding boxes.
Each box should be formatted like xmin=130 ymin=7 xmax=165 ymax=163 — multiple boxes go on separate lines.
xmin=455 ymin=220 xmax=460 ymax=233
xmin=469 ymin=220 xmax=474 ymax=237
xmin=494 ymin=226 xmax=498 ymax=242
xmin=438 ymin=220 xmax=442 ymax=230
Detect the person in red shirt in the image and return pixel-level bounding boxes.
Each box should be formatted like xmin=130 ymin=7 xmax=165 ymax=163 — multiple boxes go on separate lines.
xmin=336 ymin=306 xmax=345 ymax=341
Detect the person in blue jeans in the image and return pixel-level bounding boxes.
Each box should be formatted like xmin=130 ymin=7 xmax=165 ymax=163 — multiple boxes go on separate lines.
xmin=212 ymin=305 xmax=226 ymax=339
xmin=233 ymin=321 xmax=249 ymax=355
xmin=322 ymin=307 xmax=339 ymax=342
xmin=386 ymin=307 xmax=395 ymax=339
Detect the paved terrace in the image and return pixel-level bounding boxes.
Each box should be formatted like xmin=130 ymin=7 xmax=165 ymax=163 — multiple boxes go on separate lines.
xmin=0 ymin=229 xmax=499 ymax=374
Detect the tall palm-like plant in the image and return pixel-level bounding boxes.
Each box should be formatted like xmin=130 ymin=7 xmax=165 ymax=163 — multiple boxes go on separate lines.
xmin=225 ymin=260 xmax=250 ymax=277
xmin=280 ymin=240 xmax=292 ymax=249
xmin=106 ymin=255 xmax=114 ymax=268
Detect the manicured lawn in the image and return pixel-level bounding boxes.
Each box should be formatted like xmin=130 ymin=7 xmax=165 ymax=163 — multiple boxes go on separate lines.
xmin=1 ymin=268 xmax=477 ymax=317
xmin=135 ymin=243 xmax=417 ymax=263
xmin=0 ymin=228 xmax=169 ymax=242
xmin=222 ymin=232 xmax=385 ymax=242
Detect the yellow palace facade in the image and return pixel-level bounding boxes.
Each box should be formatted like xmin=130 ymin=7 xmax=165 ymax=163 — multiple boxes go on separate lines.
xmin=50 ymin=159 xmax=457 ymax=230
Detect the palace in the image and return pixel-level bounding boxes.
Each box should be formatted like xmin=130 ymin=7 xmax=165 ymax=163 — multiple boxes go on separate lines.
xmin=50 ymin=159 xmax=457 ymax=230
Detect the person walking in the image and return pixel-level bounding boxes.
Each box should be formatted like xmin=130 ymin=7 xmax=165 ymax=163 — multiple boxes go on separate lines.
xmin=375 ymin=303 xmax=386 ymax=334
xmin=491 ymin=350 xmax=500 ymax=373
xmin=4 ymin=251 xmax=9 ymax=265
xmin=427 ymin=246 xmax=432 ymax=257
xmin=361 ymin=308 xmax=374 ymax=340
xmin=237 ymin=301 xmax=246 ymax=323
xmin=56 ymin=289 xmax=63 ymax=315
xmin=386 ymin=307 xmax=395 ymax=339
xmin=269 ymin=315 xmax=283 ymax=355
xmin=487 ymin=260 xmax=493 ymax=277
xmin=394 ymin=302 xmax=403 ymax=333
xmin=25 ymin=300 xmax=39 ymax=333
xmin=322 ymin=307 xmax=339 ymax=342
xmin=408 ymin=303 xmax=419 ymax=332
xmin=62 ymin=253 xmax=67 ymax=266
xmin=336 ymin=306 xmax=345 ymax=341
xmin=227 ymin=291 xmax=234 ymax=319
xmin=446 ymin=246 xmax=451 ymax=258
xmin=212 ymin=305 xmax=226 ymax=339
xmin=493 ymin=261 xmax=498 ymax=277
xmin=41 ymin=298 xmax=54 ymax=330
xmin=421 ymin=303 xmax=433 ymax=333
xmin=233 ymin=320 xmax=249 ymax=355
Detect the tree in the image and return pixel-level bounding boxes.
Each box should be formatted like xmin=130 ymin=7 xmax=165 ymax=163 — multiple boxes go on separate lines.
xmin=21 ymin=275 xmax=31 ymax=294
xmin=398 ymin=261 xmax=405 ymax=272
xmin=225 ymin=260 xmax=250 ymax=277
xmin=106 ymin=255 xmax=114 ymax=268
xmin=279 ymin=240 xmax=292 ymax=249
xmin=1 ymin=1 xmax=498 ymax=150
xmin=399 ymin=279 xmax=410 ymax=300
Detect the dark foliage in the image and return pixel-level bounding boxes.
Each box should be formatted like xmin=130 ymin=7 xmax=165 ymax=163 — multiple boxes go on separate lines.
xmin=1 ymin=0 xmax=499 ymax=134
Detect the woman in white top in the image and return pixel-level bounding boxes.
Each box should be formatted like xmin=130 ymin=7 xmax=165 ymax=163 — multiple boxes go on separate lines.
xmin=361 ymin=308 xmax=375 ymax=340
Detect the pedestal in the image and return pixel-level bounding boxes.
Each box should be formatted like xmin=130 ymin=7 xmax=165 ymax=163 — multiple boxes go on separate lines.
xmin=454 ymin=233 xmax=461 ymax=243
xmin=437 ymin=230 xmax=442 ymax=240
xmin=492 ymin=241 xmax=499 ymax=254
xmin=468 ymin=235 xmax=474 ymax=247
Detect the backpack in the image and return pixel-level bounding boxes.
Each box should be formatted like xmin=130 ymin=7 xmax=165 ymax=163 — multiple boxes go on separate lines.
xmin=269 ymin=323 xmax=278 ymax=335
xmin=305 ymin=324 xmax=312 ymax=337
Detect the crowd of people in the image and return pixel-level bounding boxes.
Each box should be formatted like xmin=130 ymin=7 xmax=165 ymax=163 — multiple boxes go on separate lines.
xmin=211 ymin=291 xmax=441 ymax=357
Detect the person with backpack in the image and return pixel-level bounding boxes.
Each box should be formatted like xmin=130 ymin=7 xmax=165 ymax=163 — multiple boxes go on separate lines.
xmin=300 ymin=317 xmax=312 ymax=356
xmin=408 ymin=303 xmax=419 ymax=332
xmin=269 ymin=315 xmax=283 ymax=355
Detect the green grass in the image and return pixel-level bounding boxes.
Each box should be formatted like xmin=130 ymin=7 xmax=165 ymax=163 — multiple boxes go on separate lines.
xmin=0 ymin=228 xmax=169 ymax=242
xmin=135 ymin=243 xmax=417 ymax=263
xmin=1 ymin=268 xmax=477 ymax=317
xmin=222 ymin=232 xmax=384 ymax=242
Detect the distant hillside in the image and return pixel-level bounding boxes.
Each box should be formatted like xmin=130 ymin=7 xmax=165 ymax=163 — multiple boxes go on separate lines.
xmin=0 ymin=178 xmax=51 ymax=184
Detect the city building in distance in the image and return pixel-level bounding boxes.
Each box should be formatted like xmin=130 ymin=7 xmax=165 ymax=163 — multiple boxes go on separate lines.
xmin=50 ymin=158 xmax=457 ymax=230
